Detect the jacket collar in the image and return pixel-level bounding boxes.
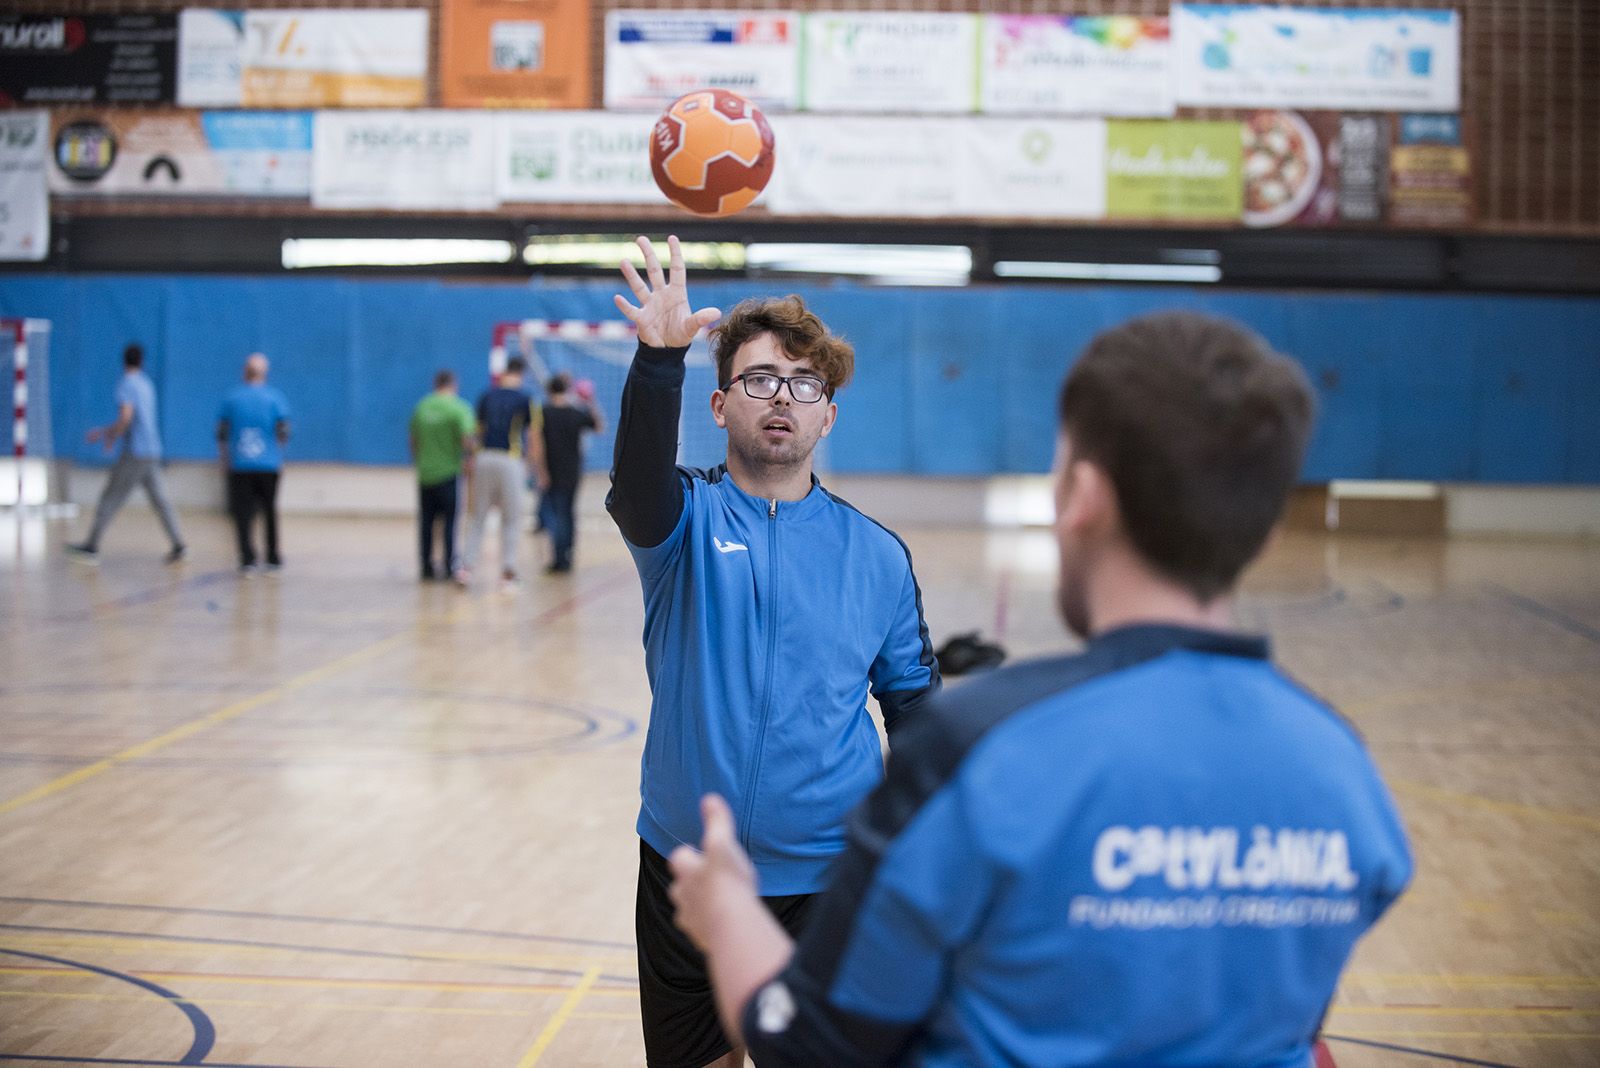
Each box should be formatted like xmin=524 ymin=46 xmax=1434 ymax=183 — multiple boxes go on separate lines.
xmin=712 ymin=465 xmax=832 ymax=521
xmin=1089 ymin=622 xmax=1270 ymax=662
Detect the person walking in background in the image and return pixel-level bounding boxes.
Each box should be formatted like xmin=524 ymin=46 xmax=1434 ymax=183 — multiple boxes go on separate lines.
xmin=218 ymin=352 xmax=291 ymax=574
xmin=410 ymin=370 xmax=477 ymax=582
xmin=538 ymin=373 xmax=604 ymax=573
xmin=66 ymin=343 xmax=186 ymax=564
xmin=458 ymin=356 xmax=545 ymax=590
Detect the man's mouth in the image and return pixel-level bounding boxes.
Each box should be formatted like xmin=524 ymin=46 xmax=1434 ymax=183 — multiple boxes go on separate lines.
xmin=762 ymin=419 xmax=794 ymax=435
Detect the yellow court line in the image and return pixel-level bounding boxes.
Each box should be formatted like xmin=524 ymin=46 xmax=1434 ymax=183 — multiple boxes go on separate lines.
xmin=0 ymin=966 xmax=638 ymax=997
xmin=2 ymin=933 xmax=632 ymax=972
xmin=0 ymin=987 xmax=534 ymax=1018
xmin=516 ymin=966 xmax=601 ymax=1068
xmin=1343 ymin=973 xmax=1600 ymax=989
xmin=1389 ymin=777 xmax=1600 ymax=833
xmin=0 ymin=629 xmax=413 ymax=817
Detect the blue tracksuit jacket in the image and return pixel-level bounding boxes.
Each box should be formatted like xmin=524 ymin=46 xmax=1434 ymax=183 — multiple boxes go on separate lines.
xmin=744 ymin=624 xmax=1414 ymax=1067
xmin=607 ymin=341 xmax=940 ymax=895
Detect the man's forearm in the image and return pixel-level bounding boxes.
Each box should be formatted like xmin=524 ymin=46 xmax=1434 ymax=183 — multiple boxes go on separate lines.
xmin=607 ymin=342 xmax=689 ymax=547
xmin=703 ymin=893 xmax=796 ymax=1048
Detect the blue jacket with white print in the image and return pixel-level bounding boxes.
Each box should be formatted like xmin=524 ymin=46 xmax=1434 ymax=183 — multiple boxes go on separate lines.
xmin=607 ymin=341 xmax=939 ymax=895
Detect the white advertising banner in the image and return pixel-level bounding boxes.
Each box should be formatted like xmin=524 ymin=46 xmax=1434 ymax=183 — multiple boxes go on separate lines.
xmin=1173 ymin=5 xmax=1460 ymax=112
xmin=496 ymin=111 xmax=658 ymax=204
xmin=313 ymin=111 xmax=497 ymax=210
xmin=801 ymin=13 xmax=978 ymax=114
xmin=48 ymin=111 xmax=312 ymax=198
xmin=603 ymin=10 xmax=799 ymax=112
xmin=0 ymin=111 xmax=49 ymax=262
xmin=766 ymin=116 xmax=965 ymax=216
xmin=982 ymin=16 xmax=1174 ymax=118
xmin=962 ymin=119 xmax=1107 ymax=218
xmin=179 ymin=8 xmax=429 ymax=108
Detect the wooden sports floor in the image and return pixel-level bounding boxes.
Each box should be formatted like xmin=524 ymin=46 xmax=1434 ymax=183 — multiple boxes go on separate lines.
xmin=1 ymin=506 xmax=1596 ymax=1068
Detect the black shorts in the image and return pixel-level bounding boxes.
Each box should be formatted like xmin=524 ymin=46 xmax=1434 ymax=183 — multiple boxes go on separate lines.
xmin=636 ymin=839 xmax=816 ymax=1068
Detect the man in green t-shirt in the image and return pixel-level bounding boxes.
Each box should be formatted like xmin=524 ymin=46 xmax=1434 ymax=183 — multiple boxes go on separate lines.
xmin=409 ymin=370 xmax=478 ymax=581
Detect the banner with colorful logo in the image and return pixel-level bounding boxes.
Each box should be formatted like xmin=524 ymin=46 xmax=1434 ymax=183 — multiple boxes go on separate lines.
xmin=1389 ymin=114 xmax=1470 ymax=227
xmin=1174 ymin=5 xmax=1459 ymax=112
xmin=178 ymin=9 xmax=428 ymax=108
xmin=801 ymin=13 xmax=978 ymax=114
xmin=603 ymin=11 xmax=798 ymax=112
xmin=1105 ymin=120 xmax=1242 ymax=221
xmin=0 ymin=112 xmax=49 ymax=262
xmin=440 ymin=0 xmax=591 ymax=108
xmin=982 ymin=16 xmax=1173 ymax=118
xmin=313 ymin=111 xmax=496 ymax=210
xmin=496 ymin=112 xmax=657 ymax=203
xmin=1 ymin=14 xmax=177 ymax=106
xmin=48 ymin=110 xmax=312 ymax=198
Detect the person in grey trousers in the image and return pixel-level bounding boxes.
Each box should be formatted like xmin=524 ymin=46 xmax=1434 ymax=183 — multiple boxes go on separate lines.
xmin=66 ymin=343 xmax=186 ymax=564
xmin=456 ymin=356 xmax=547 ymax=590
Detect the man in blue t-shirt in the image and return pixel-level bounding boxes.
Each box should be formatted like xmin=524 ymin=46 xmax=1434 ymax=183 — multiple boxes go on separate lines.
xmin=67 ymin=343 xmax=187 ymax=564
xmin=670 ymin=312 xmax=1414 ymax=1068
xmin=217 ymin=352 xmax=292 ymax=573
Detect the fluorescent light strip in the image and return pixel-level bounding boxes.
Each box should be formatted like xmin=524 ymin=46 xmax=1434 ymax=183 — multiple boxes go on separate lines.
xmin=283 ymin=239 xmax=516 ymax=269
xmin=993 ymin=261 xmax=1222 ymax=283
xmin=746 ymin=244 xmax=972 ymax=285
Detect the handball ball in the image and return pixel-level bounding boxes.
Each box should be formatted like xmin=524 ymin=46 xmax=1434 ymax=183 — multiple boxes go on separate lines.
xmin=649 ymin=89 xmax=775 ymax=217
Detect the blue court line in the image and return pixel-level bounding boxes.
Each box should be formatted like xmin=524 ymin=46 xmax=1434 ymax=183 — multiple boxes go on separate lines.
xmin=0 ymin=896 xmax=634 ymax=950
xmin=0 ymin=922 xmax=637 ymax=986
xmin=35 ymin=570 xmax=237 ymax=626
xmin=0 ymin=949 xmax=214 ymax=1064
xmin=1488 ymin=584 xmax=1600 ymax=646
xmin=0 ymin=1058 xmax=324 ymax=1068
xmin=1323 ymin=1034 xmax=1523 ymax=1067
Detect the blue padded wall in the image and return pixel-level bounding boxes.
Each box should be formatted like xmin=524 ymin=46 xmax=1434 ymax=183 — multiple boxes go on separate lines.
xmin=3 ymin=274 xmax=1597 ymax=482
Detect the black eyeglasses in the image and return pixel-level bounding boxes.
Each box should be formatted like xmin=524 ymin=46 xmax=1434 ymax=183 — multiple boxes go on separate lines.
xmin=723 ymin=372 xmax=828 ymax=404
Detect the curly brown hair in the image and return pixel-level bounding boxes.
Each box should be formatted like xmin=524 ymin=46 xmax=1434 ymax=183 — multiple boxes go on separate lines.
xmin=711 ymin=295 xmax=854 ymax=396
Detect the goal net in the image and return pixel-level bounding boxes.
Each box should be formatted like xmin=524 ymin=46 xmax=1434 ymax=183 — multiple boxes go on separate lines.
xmin=0 ymin=318 xmax=53 ymax=508
xmin=491 ymin=319 xmax=736 ymax=475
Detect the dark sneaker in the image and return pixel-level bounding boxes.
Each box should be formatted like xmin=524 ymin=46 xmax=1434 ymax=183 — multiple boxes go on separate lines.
xmin=65 ymin=543 xmax=99 ymax=564
xmin=164 ymin=544 xmax=187 ymax=564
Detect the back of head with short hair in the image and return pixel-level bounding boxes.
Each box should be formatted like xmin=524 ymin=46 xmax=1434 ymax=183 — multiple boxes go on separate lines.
xmin=711 ymin=295 xmax=854 ymax=396
xmin=1059 ymin=311 xmax=1315 ymax=602
xmin=546 ymin=372 xmax=570 ymax=396
xmin=434 ymin=369 xmax=456 ymax=390
xmin=504 ymin=356 xmax=527 ymax=377
xmin=123 ymin=343 xmax=144 ymax=369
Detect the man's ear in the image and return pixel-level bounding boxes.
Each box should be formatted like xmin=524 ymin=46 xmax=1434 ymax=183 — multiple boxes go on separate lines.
xmin=817 ymin=400 xmax=838 ymax=439
xmin=1059 ymin=459 xmax=1117 ymax=536
xmin=710 ymin=387 xmax=728 ymax=429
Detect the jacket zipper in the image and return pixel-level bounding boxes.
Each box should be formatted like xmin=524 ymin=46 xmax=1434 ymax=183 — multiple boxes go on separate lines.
xmin=739 ymin=497 xmax=780 ymax=851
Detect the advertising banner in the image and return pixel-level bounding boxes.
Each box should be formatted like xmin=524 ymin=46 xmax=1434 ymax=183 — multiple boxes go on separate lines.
xmin=1 ymin=14 xmax=177 ymax=106
xmin=1174 ymin=5 xmax=1459 ymax=112
xmin=313 ymin=111 xmax=497 ymax=210
xmin=603 ymin=11 xmax=798 ymax=112
xmin=1105 ymin=120 xmax=1242 ymax=222
xmin=178 ymin=9 xmax=428 ymax=108
xmin=963 ymin=120 xmax=1107 ymax=218
xmin=982 ymin=16 xmax=1173 ymax=118
xmin=0 ymin=112 xmax=49 ymax=262
xmin=765 ymin=116 xmax=965 ymax=217
xmin=496 ymin=112 xmax=657 ymax=203
xmin=1389 ymin=113 xmax=1470 ymax=227
xmin=441 ymin=0 xmax=591 ymax=108
xmin=48 ymin=110 xmax=312 ymax=198
xmin=801 ymin=13 xmax=978 ymax=114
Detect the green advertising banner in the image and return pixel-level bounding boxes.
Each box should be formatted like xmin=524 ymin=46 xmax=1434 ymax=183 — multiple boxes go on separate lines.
xmin=1105 ymin=120 xmax=1241 ymax=221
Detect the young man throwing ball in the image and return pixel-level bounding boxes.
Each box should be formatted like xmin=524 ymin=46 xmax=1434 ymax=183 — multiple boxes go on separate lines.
xmin=609 ymin=236 xmax=939 ymax=1068
xmin=671 ymin=311 xmax=1414 ymax=1067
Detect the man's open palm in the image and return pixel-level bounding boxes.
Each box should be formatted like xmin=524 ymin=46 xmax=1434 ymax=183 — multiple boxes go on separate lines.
xmin=614 ymin=235 xmax=721 ymax=348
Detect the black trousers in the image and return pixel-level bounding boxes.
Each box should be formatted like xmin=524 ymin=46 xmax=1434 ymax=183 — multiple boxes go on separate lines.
xmin=227 ymin=470 xmax=281 ymax=566
xmin=418 ymin=477 xmax=459 ymax=577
